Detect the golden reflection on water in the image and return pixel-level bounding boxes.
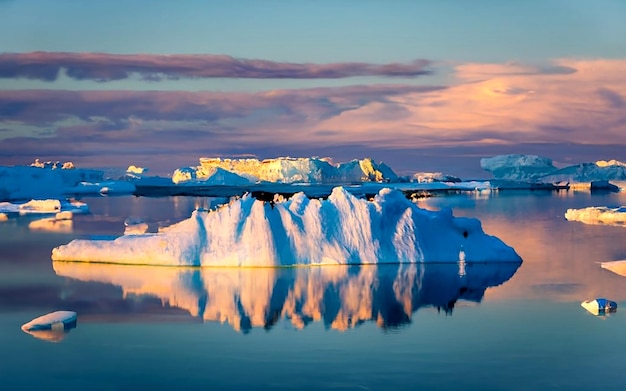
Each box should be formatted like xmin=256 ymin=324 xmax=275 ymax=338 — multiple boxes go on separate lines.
xmin=53 ymin=261 xmax=519 ymax=332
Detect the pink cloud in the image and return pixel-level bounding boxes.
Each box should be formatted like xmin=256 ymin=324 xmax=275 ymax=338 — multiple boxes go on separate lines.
xmin=1 ymin=59 xmax=625 ymax=174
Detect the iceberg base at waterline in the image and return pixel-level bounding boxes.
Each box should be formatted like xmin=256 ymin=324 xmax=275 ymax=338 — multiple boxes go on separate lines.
xmin=21 ymin=310 xmax=77 ymax=342
xmin=51 ymin=187 xmax=522 ymax=266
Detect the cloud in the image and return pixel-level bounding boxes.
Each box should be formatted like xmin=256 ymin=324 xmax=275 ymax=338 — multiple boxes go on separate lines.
xmin=1 ymin=59 xmax=625 ymax=176
xmin=0 ymin=52 xmax=433 ymax=82
xmin=0 ymin=84 xmax=443 ymax=126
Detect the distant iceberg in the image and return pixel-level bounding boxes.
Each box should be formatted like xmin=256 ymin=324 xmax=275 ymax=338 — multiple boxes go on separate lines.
xmin=480 ymin=154 xmax=557 ymax=181
xmin=541 ymin=161 xmax=626 ymax=183
xmin=481 ymin=154 xmax=626 ymax=185
xmin=0 ymin=199 xmax=88 ymax=215
xmin=51 ymin=187 xmax=521 ymax=266
xmin=565 ymin=206 xmax=626 ymax=227
xmin=175 ymin=157 xmax=398 ymax=184
xmin=0 ymin=161 xmax=135 ymax=201
xmin=53 ymin=262 xmax=520 ymax=332
xmin=172 ymin=166 xmax=252 ymax=185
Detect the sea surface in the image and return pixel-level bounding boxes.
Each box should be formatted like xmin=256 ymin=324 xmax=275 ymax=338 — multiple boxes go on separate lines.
xmin=1 ymin=189 xmax=626 ymax=390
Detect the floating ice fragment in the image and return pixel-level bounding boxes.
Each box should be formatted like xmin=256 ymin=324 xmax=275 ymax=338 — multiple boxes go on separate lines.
xmin=21 ymin=311 xmax=77 ymax=342
xmin=580 ymin=298 xmax=617 ymax=316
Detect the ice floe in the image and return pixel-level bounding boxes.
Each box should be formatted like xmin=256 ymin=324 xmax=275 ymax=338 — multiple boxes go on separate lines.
xmin=581 ymin=298 xmax=617 ymax=316
xmin=0 ymin=199 xmax=88 ymax=215
xmin=21 ymin=310 xmax=77 ymax=342
xmin=565 ymin=206 xmax=626 ymax=227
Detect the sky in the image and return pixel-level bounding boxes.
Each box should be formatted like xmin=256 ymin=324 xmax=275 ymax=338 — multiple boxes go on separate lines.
xmin=1 ymin=0 xmax=625 ymax=177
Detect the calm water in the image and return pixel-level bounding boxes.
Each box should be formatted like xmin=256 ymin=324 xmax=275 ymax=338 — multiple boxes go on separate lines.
xmin=2 ymin=190 xmax=626 ymax=390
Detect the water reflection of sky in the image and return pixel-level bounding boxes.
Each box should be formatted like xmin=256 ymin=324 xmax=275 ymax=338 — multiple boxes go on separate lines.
xmin=52 ymin=262 xmax=519 ymax=333
xmin=419 ymin=190 xmax=626 ymax=302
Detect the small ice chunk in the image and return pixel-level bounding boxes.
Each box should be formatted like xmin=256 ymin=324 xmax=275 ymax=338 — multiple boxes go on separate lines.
xmin=581 ymin=298 xmax=617 ymax=316
xmin=21 ymin=310 xmax=77 ymax=332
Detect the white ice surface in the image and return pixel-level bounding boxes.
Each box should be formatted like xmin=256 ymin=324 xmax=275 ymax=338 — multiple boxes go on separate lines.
xmin=52 ymin=187 xmax=521 ymax=266
xmin=0 ymin=199 xmax=88 ymax=215
xmin=179 ymin=157 xmax=398 ymax=184
xmin=541 ymin=161 xmax=626 ymax=183
xmin=21 ymin=311 xmax=77 ymax=331
xmin=0 ymin=164 xmax=135 ymax=200
xmin=480 ymin=154 xmax=556 ymax=181
xmin=172 ymin=166 xmax=251 ymax=185
xmin=564 ymin=206 xmax=626 ymax=226
xmin=481 ymin=154 xmax=626 ymax=184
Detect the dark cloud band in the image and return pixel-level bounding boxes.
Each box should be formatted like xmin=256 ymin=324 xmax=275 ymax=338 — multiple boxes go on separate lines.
xmin=0 ymin=52 xmax=432 ymax=82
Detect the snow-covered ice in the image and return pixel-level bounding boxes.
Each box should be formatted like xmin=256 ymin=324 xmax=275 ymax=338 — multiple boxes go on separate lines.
xmin=542 ymin=160 xmax=626 ymax=183
xmin=0 ymin=199 xmax=88 ymax=215
xmin=0 ymin=161 xmax=135 ymax=201
xmin=565 ymin=206 xmax=626 ymax=227
xmin=481 ymin=154 xmax=556 ymax=181
xmin=178 ymin=157 xmax=398 ymax=184
xmin=481 ymin=154 xmax=626 ymax=185
xmin=172 ymin=166 xmax=252 ymax=185
xmin=21 ymin=310 xmax=77 ymax=342
xmin=51 ymin=187 xmax=521 ymax=266
xmin=581 ymin=298 xmax=617 ymax=316
xmin=53 ymin=262 xmax=520 ymax=331
xmin=412 ymin=172 xmax=461 ymax=183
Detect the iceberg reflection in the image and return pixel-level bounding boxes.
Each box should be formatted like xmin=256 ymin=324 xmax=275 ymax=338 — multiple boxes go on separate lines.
xmin=52 ymin=261 xmax=520 ymax=332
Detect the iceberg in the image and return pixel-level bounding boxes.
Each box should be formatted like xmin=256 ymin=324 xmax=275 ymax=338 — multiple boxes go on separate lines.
xmin=51 ymin=187 xmax=521 ymax=266
xmin=53 ymin=262 xmax=520 ymax=332
xmin=565 ymin=206 xmax=626 ymax=227
xmin=480 ymin=154 xmax=556 ymax=181
xmin=0 ymin=199 xmax=88 ymax=215
xmin=177 ymin=157 xmax=398 ymax=184
xmin=21 ymin=310 xmax=77 ymax=342
xmin=0 ymin=161 xmax=136 ymax=201
xmin=541 ymin=160 xmax=626 ymax=183
xmin=172 ymin=166 xmax=251 ymax=185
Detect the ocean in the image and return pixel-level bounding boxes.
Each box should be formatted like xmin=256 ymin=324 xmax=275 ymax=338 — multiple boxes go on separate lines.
xmin=1 ymin=189 xmax=625 ymax=390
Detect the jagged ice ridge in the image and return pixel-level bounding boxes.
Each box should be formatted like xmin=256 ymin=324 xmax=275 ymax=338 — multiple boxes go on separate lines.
xmin=51 ymin=187 xmax=521 ymax=266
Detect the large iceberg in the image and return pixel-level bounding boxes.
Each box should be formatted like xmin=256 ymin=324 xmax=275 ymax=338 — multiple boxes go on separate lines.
xmin=175 ymin=157 xmax=398 ymax=184
xmin=52 ymin=187 xmax=521 ymax=266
